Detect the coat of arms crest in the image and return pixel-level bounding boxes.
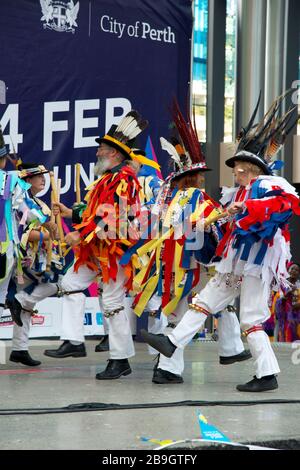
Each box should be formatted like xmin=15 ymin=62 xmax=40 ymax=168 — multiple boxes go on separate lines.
xmin=40 ymin=0 xmax=80 ymax=33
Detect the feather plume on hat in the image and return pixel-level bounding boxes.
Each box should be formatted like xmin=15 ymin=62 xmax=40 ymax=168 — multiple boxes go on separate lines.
xmin=227 ymin=89 xmax=299 ymax=174
xmin=160 ymin=99 xmax=211 ymax=180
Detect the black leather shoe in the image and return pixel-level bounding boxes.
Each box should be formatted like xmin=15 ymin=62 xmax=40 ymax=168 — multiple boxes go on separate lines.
xmin=141 ymin=330 xmax=176 ymax=358
xmin=152 ymin=354 xmax=160 ymax=372
xmin=95 ymin=336 xmax=109 ymax=352
xmin=219 ymin=349 xmax=252 ymax=365
xmin=44 ymin=341 xmax=86 ymax=358
xmin=6 ymin=298 xmax=23 ymax=327
xmin=95 ymin=359 xmax=132 ymax=380
xmin=152 ymin=368 xmax=183 ymax=384
xmin=9 ymin=350 xmax=41 ymax=367
xmin=236 ymin=375 xmax=278 ymax=392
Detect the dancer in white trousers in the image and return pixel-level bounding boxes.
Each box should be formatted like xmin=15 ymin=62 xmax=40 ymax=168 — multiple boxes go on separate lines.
xmin=7 ymin=162 xmax=61 ymax=366
xmin=95 ymin=152 xmax=163 ymax=352
xmin=44 ymin=110 xmax=161 ymax=380
xmin=126 ymin=100 xmax=251 ymax=383
xmin=142 ymin=92 xmax=300 ymax=391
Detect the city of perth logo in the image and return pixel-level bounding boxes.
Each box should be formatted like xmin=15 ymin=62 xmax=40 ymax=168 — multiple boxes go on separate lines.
xmin=40 ymin=0 xmax=80 ymax=33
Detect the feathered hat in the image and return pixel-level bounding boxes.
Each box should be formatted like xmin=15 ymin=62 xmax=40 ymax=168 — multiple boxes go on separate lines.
xmin=95 ymin=110 xmax=160 ymax=170
xmin=18 ymin=162 xmax=49 ymax=179
xmin=226 ymin=90 xmax=299 ymax=175
xmin=160 ymin=99 xmax=211 ymax=180
xmin=0 ymin=125 xmax=8 ymax=158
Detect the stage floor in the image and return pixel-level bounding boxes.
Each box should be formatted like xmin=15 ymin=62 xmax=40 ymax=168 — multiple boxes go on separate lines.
xmin=0 ymin=340 xmax=299 ymax=450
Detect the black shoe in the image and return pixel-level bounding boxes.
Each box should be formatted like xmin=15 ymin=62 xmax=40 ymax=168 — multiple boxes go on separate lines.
xmin=219 ymin=349 xmax=252 ymax=365
xmin=236 ymin=375 xmax=278 ymax=392
xmin=95 ymin=336 xmax=109 ymax=352
xmin=152 ymin=368 xmax=183 ymax=384
xmin=6 ymin=298 xmax=23 ymax=327
xmin=9 ymin=350 xmax=41 ymax=367
xmin=152 ymin=354 xmax=160 ymax=373
xmin=140 ymin=330 xmax=176 ymax=358
xmin=44 ymin=341 xmax=86 ymax=358
xmin=95 ymin=359 xmax=132 ymax=380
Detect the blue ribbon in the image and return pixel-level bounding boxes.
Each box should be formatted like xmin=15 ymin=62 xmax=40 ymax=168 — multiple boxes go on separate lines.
xmin=182 ymin=269 xmax=194 ymax=298
xmin=38 ymin=231 xmax=44 ymax=251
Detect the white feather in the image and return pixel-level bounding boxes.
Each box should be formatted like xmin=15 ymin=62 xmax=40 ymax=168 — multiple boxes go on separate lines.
xmin=160 ymin=137 xmax=182 ymax=166
xmin=123 ymin=120 xmax=139 ymax=138
xmin=185 ymin=151 xmax=192 ymax=167
xmin=128 ymin=126 xmax=144 ymax=140
xmin=116 ymin=116 xmax=135 ymax=134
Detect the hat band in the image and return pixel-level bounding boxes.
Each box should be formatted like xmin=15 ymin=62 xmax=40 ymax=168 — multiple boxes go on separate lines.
xmin=19 ymin=165 xmax=49 ymax=178
xmin=102 ymin=135 xmax=132 ymax=156
xmin=167 ymin=162 xmax=209 ymax=181
xmin=235 ymin=150 xmax=268 ymax=166
xmin=102 ymin=135 xmax=160 ymax=170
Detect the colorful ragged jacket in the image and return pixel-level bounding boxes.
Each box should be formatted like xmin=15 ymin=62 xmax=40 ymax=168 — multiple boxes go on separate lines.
xmin=20 ymin=192 xmax=63 ymax=280
xmin=121 ymin=186 xmax=223 ymax=316
xmin=0 ymin=169 xmax=32 ymax=281
xmin=73 ymin=163 xmax=141 ymax=290
xmin=215 ymin=175 xmax=300 ymax=289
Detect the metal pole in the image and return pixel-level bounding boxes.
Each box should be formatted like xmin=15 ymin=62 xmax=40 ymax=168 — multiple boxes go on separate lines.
xmin=282 ymin=0 xmax=300 ymax=183
xmin=235 ymin=0 xmax=267 ymax=137
xmin=205 ymin=0 xmax=226 ymax=201
xmin=281 ymin=0 xmax=300 ymax=261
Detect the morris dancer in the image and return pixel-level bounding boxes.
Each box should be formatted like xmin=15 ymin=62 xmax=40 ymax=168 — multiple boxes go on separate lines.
xmin=8 ymin=163 xmax=61 ymax=366
xmin=44 ymin=111 xmax=160 ymax=380
xmin=142 ymin=93 xmax=300 ymax=391
xmin=123 ymin=101 xmax=250 ymax=384
xmin=95 ymin=149 xmax=164 ymax=352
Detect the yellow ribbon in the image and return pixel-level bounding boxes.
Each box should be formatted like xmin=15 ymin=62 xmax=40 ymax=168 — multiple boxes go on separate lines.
xmin=133 ymin=274 xmax=160 ymax=317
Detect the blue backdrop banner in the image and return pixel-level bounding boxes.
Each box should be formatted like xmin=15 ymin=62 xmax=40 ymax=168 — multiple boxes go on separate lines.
xmin=0 ymin=0 xmax=192 ymax=204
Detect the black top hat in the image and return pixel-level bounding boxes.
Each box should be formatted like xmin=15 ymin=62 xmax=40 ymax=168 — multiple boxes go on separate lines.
xmin=95 ymin=111 xmax=160 ymax=170
xmin=96 ymin=124 xmax=136 ymax=157
xmin=96 ymin=111 xmax=148 ymax=158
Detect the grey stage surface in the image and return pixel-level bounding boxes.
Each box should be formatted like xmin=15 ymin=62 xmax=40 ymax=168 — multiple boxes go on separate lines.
xmin=0 ymin=340 xmax=299 ymax=450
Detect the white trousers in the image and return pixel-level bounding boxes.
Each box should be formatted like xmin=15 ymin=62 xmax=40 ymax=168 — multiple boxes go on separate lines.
xmin=147 ymin=293 xmax=168 ymax=355
xmin=120 ymin=293 xmax=168 ymax=350
xmin=60 ymin=264 xmax=135 ymax=359
xmin=158 ymin=297 xmax=188 ymax=376
xmin=150 ymin=296 xmax=245 ymax=376
xmin=13 ymin=281 xmax=58 ymax=351
xmin=169 ymin=274 xmax=280 ymax=378
xmin=0 ymin=242 xmax=14 ymax=316
xmin=217 ymin=306 xmax=245 ymax=357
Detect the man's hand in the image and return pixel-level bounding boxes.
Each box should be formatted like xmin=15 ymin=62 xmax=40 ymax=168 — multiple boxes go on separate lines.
xmin=65 ymin=231 xmax=81 ymax=247
xmin=52 ymin=202 xmax=72 ymax=219
xmin=28 ymin=228 xmax=50 ymax=242
xmin=44 ymin=221 xmax=58 ymax=240
xmin=227 ymin=201 xmax=245 ymax=215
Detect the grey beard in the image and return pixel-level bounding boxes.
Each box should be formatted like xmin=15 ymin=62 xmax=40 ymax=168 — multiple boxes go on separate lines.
xmin=94 ymin=158 xmax=110 ymax=176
